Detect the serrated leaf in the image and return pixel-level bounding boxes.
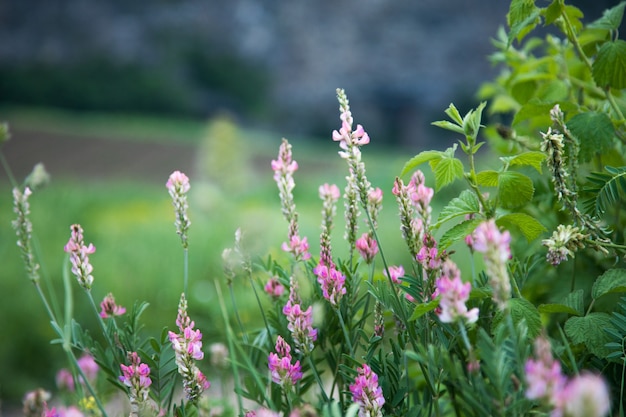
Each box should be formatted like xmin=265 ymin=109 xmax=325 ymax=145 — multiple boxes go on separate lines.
xmin=496 ymin=213 xmax=546 ymax=241
xmin=508 ymin=0 xmax=542 ymax=44
xmin=592 ymin=40 xmax=626 ymax=89
xmin=538 ymin=303 xmax=581 ymax=316
xmin=476 ymin=170 xmax=500 ymax=187
xmin=433 ymin=156 xmax=464 ymax=190
xmin=592 ymin=268 xmax=626 ymax=300
xmin=435 ymin=190 xmax=481 ymax=227
xmin=512 ymin=99 xmax=577 ymax=126
xmin=439 ymin=218 xmax=483 ymax=249
xmin=498 ymin=171 xmax=535 ymax=209
xmin=588 ymin=2 xmax=626 ymax=31
xmin=492 ymin=297 xmax=542 ymax=338
xmin=567 ymin=112 xmax=615 ymax=162
xmin=565 ymin=313 xmax=614 ymax=357
xmin=432 ymin=120 xmax=465 ymax=135
xmin=409 ymin=298 xmax=440 ymax=321
xmin=400 ymin=151 xmax=442 ymax=178
xmin=502 ymin=151 xmax=547 ymax=173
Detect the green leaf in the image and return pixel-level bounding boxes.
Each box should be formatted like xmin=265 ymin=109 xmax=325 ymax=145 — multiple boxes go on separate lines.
xmin=588 ymin=2 xmax=626 ymax=31
xmin=501 ymin=151 xmax=547 ymax=173
xmin=444 ymin=103 xmax=464 ymax=125
xmin=512 ymin=99 xmax=577 ymax=126
xmin=400 ymin=151 xmax=442 ymax=178
xmin=592 ymin=40 xmax=626 ymax=89
xmin=439 ymin=218 xmax=483 ymax=249
xmin=592 ymin=268 xmax=626 ymax=300
xmin=435 ymin=190 xmax=481 ymax=227
xmin=508 ymin=0 xmax=542 ymax=44
xmin=567 ymin=112 xmax=615 ymax=162
xmin=544 ymin=0 xmax=562 ymax=26
xmin=498 ymin=171 xmax=535 ymax=209
xmin=433 ymin=156 xmax=464 ymax=190
xmin=476 ymin=170 xmax=500 ymax=187
xmin=564 ymin=313 xmax=614 ymax=357
xmin=409 ymin=298 xmax=440 ymax=321
xmin=539 ymin=288 xmax=584 ymax=316
xmin=463 ymin=102 xmax=487 ymax=140
xmin=496 ymin=213 xmax=546 ymax=241
xmin=431 ymin=120 xmax=465 ymax=135
xmin=583 ymin=166 xmax=626 ymax=216
xmin=493 ymin=297 xmax=542 ymax=338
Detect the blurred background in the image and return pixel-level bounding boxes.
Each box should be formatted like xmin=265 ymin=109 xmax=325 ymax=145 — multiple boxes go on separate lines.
xmin=0 ymin=0 xmax=620 ymax=412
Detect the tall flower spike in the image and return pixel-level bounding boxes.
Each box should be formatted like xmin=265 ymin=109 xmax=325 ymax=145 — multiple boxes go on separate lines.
xmin=120 ymin=351 xmax=152 ymax=417
xmin=524 ymin=335 xmax=566 ymax=410
xmin=472 ymin=220 xmax=511 ymax=310
xmin=392 ymin=177 xmax=421 ymax=258
xmin=268 ymin=335 xmax=303 ymax=391
xmin=318 ymin=183 xmax=340 ymax=267
xmin=166 ymin=170 xmax=191 ymax=249
xmin=283 ymin=280 xmax=318 ymax=354
xmin=434 ymin=260 xmax=478 ymax=324
xmin=349 ymin=364 xmax=385 ymax=417
xmin=272 ymin=138 xmax=311 ymax=261
xmin=64 ymin=224 xmax=96 ymax=291
xmin=168 ymin=293 xmax=211 ymax=403
xmin=12 ymin=187 xmax=40 ymax=283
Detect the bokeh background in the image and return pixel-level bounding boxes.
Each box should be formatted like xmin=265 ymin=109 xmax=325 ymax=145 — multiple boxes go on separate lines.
xmin=0 ymin=0 xmax=620 ymax=412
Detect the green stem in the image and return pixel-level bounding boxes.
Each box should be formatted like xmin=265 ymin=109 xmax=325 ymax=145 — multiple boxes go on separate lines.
xmin=247 ymin=273 xmax=273 ymax=350
xmin=336 ymin=308 xmax=354 ymax=354
xmin=183 ymin=247 xmax=189 ymax=297
xmin=0 ymin=150 xmax=17 ymax=187
xmin=228 ymin=283 xmax=248 ymax=344
xmin=307 ymin=355 xmax=330 ymax=403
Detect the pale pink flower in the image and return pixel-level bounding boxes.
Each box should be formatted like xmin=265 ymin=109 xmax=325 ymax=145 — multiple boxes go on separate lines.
xmin=64 ymin=224 xmax=96 ymax=290
xmin=367 ymin=187 xmax=384 ymax=230
xmin=264 ymin=277 xmax=285 ymax=299
xmin=349 ymin=364 xmax=385 ymax=417
xmin=99 ymin=292 xmax=126 ymax=318
xmin=524 ymin=335 xmax=566 ymax=407
xmin=56 ymin=368 xmax=75 ymax=391
xmin=416 ymin=234 xmax=442 ymax=272
xmin=555 ymin=373 xmax=610 ymax=417
xmin=268 ymin=336 xmax=303 ymax=389
xmin=434 ymin=260 xmax=478 ymax=324
xmin=283 ymin=283 xmax=317 ymax=354
xmin=169 ymin=293 xmax=210 ymax=402
xmin=319 ymin=183 xmax=341 ymax=201
xmin=166 ymin=170 xmax=191 ymax=248
xmin=12 ymin=186 xmax=40 ymax=283
xmin=472 ymin=220 xmax=512 ymax=310
xmin=77 ymin=354 xmax=99 ymax=382
xmin=120 ymin=351 xmax=152 ymax=405
xmin=314 ymin=263 xmax=347 ymax=306
xmin=384 ymin=265 xmax=405 ymax=284
xmin=281 ymin=234 xmax=311 ymax=261
xmin=356 ymin=233 xmax=379 ymax=263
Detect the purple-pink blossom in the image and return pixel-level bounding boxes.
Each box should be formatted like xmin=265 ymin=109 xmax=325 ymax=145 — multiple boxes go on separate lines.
xmin=268 ymin=336 xmax=303 ymax=389
xmin=356 ymin=233 xmax=379 ymax=264
xmin=472 ymin=220 xmax=512 ymax=310
xmin=264 ymin=277 xmax=285 ymax=299
xmin=120 ymin=352 xmax=152 ymax=403
xmin=384 ymin=265 xmax=405 ymax=284
xmin=281 ymin=234 xmax=311 ymax=261
xmin=166 ymin=170 xmax=191 ymax=249
xmin=63 ymin=224 xmax=96 ymax=290
xmin=283 ymin=285 xmax=317 ymax=354
xmin=434 ymin=260 xmax=478 ymax=324
xmin=524 ymin=336 xmax=566 ymax=406
xmin=349 ymin=364 xmax=385 ymax=417
xmin=99 ymin=292 xmax=126 ymax=318
xmin=313 ymin=263 xmax=347 ymax=307
xmin=555 ymin=373 xmax=610 ymax=417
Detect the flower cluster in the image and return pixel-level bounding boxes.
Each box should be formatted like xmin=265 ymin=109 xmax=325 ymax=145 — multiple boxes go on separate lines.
xmin=349 ymin=364 xmax=385 ymax=417
xmin=120 ymin=351 xmax=152 ymax=416
xmin=472 ymin=220 xmax=511 ymax=310
xmin=272 ymin=138 xmax=311 ymax=261
xmin=541 ymin=128 xmax=571 ymax=202
xmin=355 ymin=233 xmax=378 ymax=264
xmin=268 ymin=335 xmax=303 ymax=390
xmin=525 ymin=335 xmax=610 ymax=417
xmin=168 ymin=293 xmax=210 ymax=403
xmin=56 ymin=354 xmax=99 ymax=392
xmin=313 ymin=263 xmax=347 ymax=307
xmin=283 ymin=281 xmax=317 ymax=354
xmin=99 ymin=292 xmax=126 ymax=318
xmin=12 ymin=186 xmax=40 ymax=283
xmin=434 ymin=260 xmax=478 ymax=324
xmin=166 ymin=170 xmax=191 ymax=249
xmin=542 ymin=224 xmax=588 ymax=266
xmin=318 ymin=183 xmax=341 ymax=267
xmin=63 ymin=224 xmax=96 ymax=291
xmin=264 ymin=276 xmax=285 ymax=299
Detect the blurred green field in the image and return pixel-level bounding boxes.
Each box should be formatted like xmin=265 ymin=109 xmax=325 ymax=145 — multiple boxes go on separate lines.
xmin=1 ymin=108 xmax=441 ymax=407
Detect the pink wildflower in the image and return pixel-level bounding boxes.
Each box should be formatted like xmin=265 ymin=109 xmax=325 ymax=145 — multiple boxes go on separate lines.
xmin=416 ymin=234 xmax=442 ymax=272
xmin=283 ymin=282 xmax=317 ymax=354
xmin=524 ymin=336 xmax=566 ymax=406
xmin=555 ymin=373 xmax=611 ymax=417
xmin=349 ymin=364 xmax=385 ymax=417
xmin=313 ymin=263 xmax=347 ymax=306
xmin=166 ymin=170 xmax=191 ymax=249
xmin=64 ymin=224 xmax=96 ymax=290
xmin=319 ymin=183 xmax=341 ymax=201
xmin=319 ymin=183 xmax=340 ymax=266
xmin=392 ymin=177 xmax=421 ymax=258
xmin=120 ymin=351 xmax=152 ymax=415
xmin=168 ymin=293 xmax=210 ymax=402
xmin=264 ymin=276 xmax=285 ymax=299
xmin=56 ymin=368 xmax=75 ymax=391
xmin=356 ymin=233 xmax=379 ymax=264
xmin=268 ymin=336 xmax=303 ymax=389
xmin=99 ymin=292 xmax=126 ymax=318
xmin=12 ymin=186 xmax=41 ymax=283
xmin=77 ymin=354 xmax=99 ymax=382
xmin=368 ymin=187 xmax=384 ymax=230
xmin=472 ymin=220 xmax=512 ymax=310
xmin=281 ymin=234 xmax=311 ymax=261
xmin=434 ymin=260 xmax=478 ymax=324
xmin=384 ymin=265 xmax=405 ymax=284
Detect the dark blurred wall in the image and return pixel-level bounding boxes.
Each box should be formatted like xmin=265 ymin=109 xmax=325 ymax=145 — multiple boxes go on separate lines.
xmin=0 ymin=0 xmax=621 ymax=147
